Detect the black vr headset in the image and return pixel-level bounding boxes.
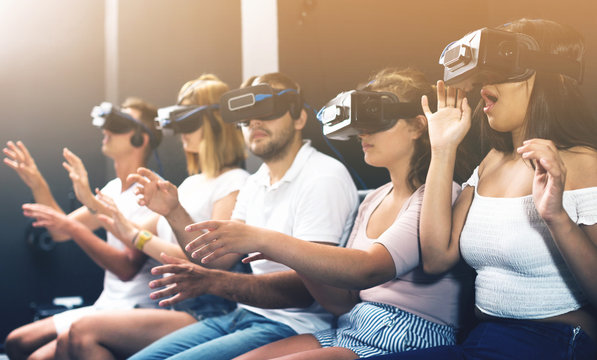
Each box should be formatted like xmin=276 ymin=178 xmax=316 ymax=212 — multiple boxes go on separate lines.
xmin=439 ymin=27 xmax=583 ymax=90
xmin=155 ymin=104 xmax=219 ymax=136
xmin=90 ymin=102 xmax=158 ymax=148
xmin=317 ymin=90 xmax=423 ymax=141
xmin=219 ymin=84 xmax=302 ymax=126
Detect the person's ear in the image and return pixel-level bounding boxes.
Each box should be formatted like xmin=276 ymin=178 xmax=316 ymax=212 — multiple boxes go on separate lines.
xmin=409 ymin=115 xmax=427 ymax=140
xmin=293 ymin=109 xmax=307 ymax=131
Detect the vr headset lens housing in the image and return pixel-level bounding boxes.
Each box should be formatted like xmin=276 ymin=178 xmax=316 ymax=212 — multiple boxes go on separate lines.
xmin=220 ymin=84 xmax=300 ymax=125
xmin=91 ymin=102 xmax=139 ymax=134
xmin=156 ymin=105 xmax=215 ymax=135
xmin=440 ymin=27 xmax=583 ymax=90
xmin=318 ymin=90 xmax=421 ymax=141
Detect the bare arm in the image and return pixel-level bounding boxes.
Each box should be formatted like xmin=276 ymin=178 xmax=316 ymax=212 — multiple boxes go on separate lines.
xmin=3 ymin=141 xmax=59 ymax=208
xmin=149 ymin=253 xmax=313 ymax=309
xmin=186 ymin=222 xmax=396 ymax=290
xmin=299 ymin=275 xmax=360 ymax=316
xmin=518 ymin=141 xmax=597 ymax=307
xmin=129 ymin=167 xmax=243 ymax=269
xmin=166 ymin=191 xmax=243 ymax=270
xmin=419 ymin=81 xmax=473 ymax=274
xmin=3 ymin=141 xmax=68 ymax=239
xmin=62 ymin=147 xmax=114 ymax=220
xmin=95 ymin=191 xmax=187 ymax=262
xmin=23 ymin=203 xmax=147 ymax=281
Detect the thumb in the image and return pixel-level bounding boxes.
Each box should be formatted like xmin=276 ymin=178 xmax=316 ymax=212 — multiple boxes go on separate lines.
xmin=242 ymin=252 xmax=268 ymax=263
xmin=97 ymin=214 xmax=114 ymax=228
xmin=421 ymin=95 xmax=433 ymax=119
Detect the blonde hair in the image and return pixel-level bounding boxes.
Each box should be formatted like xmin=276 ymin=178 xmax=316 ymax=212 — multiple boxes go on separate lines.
xmin=178 ymin=74 xmax=246 ymax=177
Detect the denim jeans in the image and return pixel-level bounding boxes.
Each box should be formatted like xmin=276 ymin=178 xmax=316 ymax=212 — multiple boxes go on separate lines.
xmin=128 ymin=308 xmax=297 ymax=360
xmin=362 ymin=319 xmax=597 ymax=360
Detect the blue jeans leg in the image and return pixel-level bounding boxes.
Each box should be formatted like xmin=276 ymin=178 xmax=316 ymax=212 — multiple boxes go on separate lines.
xmin=128 ymin=308 xmax=297 ymax=360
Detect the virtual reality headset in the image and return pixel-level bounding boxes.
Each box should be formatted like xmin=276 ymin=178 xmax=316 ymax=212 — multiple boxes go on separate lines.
xmin=220 ymin=84 xmax=302 ymax=125
xmin=439 ymin=27 xmax=583 ymax=90
xmin=155 ymin=104 xmax=218 ymax=136
xmin=317 ymin=90 xmax=422 ymax=141
xmin=91 ymin=102 xmax=151 ymax=134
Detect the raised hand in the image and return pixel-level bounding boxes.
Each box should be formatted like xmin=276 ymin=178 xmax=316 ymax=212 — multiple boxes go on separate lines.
xmin=22 ymin=203 xmax=72 ymax=241
xmin=421 ymin=80 xmax=472 ymax=151
xmin=128 ymin=167 xmax=180 ymax=216
xmin=184 ymin=220 xmax=262 ymax=264
xmin=62 ymin=148 xmax=94 ymax=206
xmin=517 ymin=139 xmax=568 ymax=224
xmin=96 ymin=190 xmax=139 ymax=247
xmin=3 ymin=141 xmax=44 ymax=188
xmin=148 ymin=253 xmax=215 ymax=307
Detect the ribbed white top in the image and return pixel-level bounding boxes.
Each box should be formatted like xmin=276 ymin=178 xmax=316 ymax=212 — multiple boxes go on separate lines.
xmin=460 ymin=167 xmax=597 ymax=319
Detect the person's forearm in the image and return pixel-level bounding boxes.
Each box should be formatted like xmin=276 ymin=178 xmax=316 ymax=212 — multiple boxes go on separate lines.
xmin=419 ymin=147 xmax=460 ymax=273
xmin=67 ymin=221 xmax=145 ymax=281
xmin=166 ymin=205 xmax=241 ymax=269
xmin=207 ymin=270 xmax=314 ymax=309
xmin=165 ymin=203 xmax=195 ymax=251
xmin=548 ymin=215 xmax=597 ymax=307
xmin=140 ymin=234 xmax=187 ymax=263
xmin=29 ymin=175 xmax=61 ymax=211
xmin=258 ymin=233 xmax=393 ymax=290
xmin=299 ymin=275 xmax=359 ymax=316
xmin=30 ymin=178 xmax=71 ymax=241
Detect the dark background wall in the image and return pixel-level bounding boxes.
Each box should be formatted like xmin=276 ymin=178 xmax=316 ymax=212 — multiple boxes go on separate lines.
xmin=278 ymin=0 xmax=597 ymax=189
xmin=0 ymin=0 xmax=241 ymax=343
xmin=1 ymin=0 xmax=596 ymax=346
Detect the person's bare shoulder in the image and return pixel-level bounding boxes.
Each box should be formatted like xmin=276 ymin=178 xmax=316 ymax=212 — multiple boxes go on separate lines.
xmin=562 ymin=146 xmax=597 ymax=190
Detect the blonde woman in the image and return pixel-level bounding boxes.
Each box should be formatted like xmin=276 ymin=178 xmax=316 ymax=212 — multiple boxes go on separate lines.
xmin=62 ymin=74 xmax=249 ymax=360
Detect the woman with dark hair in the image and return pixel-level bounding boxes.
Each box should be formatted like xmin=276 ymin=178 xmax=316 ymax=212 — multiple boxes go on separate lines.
xmin=364 ymin=18 xmax=597 ymax=360
xmin=173 ymin=68 xmax=474 ymax=359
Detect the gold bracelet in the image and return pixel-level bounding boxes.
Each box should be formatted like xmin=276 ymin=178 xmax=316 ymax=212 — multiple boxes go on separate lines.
xmin=134 ymin=230 xmax=153 ymax=251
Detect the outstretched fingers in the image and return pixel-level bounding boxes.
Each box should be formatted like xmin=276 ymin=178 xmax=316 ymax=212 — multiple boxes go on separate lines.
xmin=436 ymin=80 xmax=446 ymax=108
xmin=517 ymin=139 xmax=565 ymax=179
xmin=185 ymin=220 xmax=221 ymax=234
xmin=137 ymin=167 xmax=161 ymax=182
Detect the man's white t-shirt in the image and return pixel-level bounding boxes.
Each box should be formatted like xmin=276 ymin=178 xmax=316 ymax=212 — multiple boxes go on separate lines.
xmin=155 ymin=169 xmax=249 ymax=245
xmin=232 ymin=140 xmax=359 ymax=334
xmin=94 ymin=178 xmax=160 ymax=309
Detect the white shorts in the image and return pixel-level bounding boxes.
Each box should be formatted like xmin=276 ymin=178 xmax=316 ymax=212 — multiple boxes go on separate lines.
xmin=52 ymin=306 xmax=98 ymax=335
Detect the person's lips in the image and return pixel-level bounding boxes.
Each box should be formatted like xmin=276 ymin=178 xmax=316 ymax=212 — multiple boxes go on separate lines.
xmin=480 ymin=88 xmax=499 ymax=113
xmin=250 ymin=129 xmax=269 ymax=141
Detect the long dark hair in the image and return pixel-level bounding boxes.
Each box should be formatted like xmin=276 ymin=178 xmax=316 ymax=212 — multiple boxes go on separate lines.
xmin=478 ymin=18 xmax=597 ymax=153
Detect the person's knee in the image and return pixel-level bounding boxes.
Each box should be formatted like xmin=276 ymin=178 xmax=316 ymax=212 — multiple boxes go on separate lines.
xmin=5 ymin=327 xmax=32 ymax=359
xmin=67 ymin=318 xmax=95 ymax=357
xmin=54 ymin=332 xmax=70 ymax=360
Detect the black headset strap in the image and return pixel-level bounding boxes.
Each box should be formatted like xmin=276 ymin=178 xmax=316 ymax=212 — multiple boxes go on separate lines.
xmin=383 ymin=102 xmax=424 ymax=120
xmin=518 ymin=48 xmax=583 ymax=83
xmin=205 ymin=107 xmax=222 ymax=134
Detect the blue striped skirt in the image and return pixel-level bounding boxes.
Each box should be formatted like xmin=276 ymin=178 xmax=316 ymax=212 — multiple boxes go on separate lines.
xmin=314 ymin=302 xmax=456 ymax=357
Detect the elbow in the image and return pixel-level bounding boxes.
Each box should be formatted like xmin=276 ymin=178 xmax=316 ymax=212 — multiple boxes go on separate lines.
xmin=422 ymin=257 xmax=451 ymax=275
xmin=115 ymin=268 xmax=138 ymax=282
xmin=354 ymin=268 xmax=392 ymax=290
